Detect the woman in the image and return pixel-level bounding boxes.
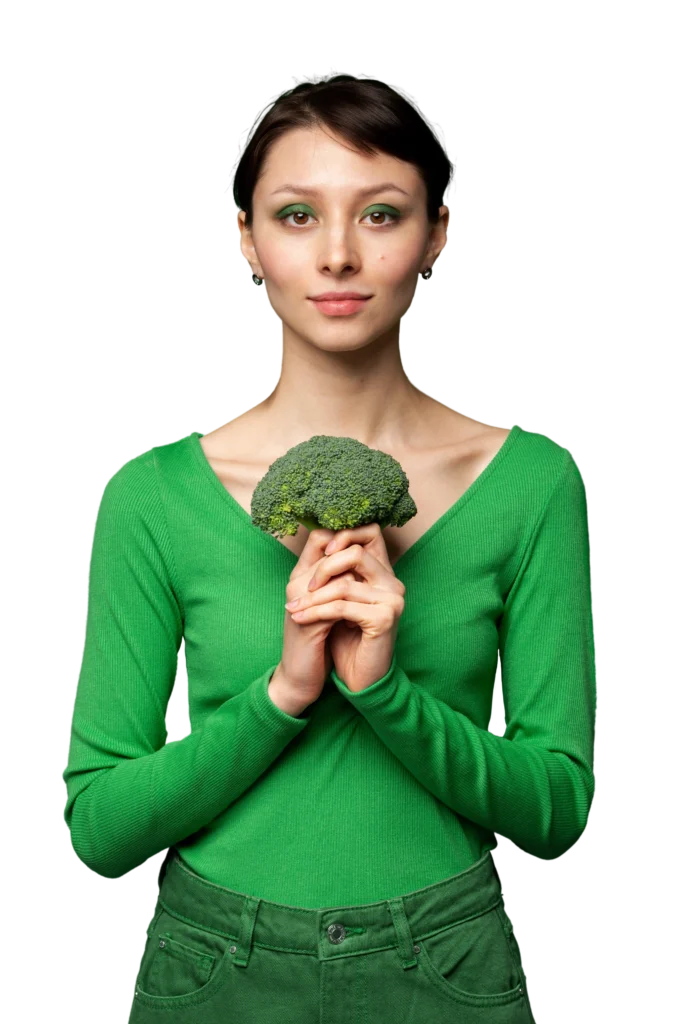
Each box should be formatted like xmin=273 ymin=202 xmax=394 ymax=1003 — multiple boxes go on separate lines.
xmin=63 ymin=74 xmax=596 ymax=1023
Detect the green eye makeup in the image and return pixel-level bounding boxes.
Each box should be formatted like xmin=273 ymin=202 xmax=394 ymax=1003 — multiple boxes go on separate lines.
xmin=275 ymin=203 xmax=402 ymax=225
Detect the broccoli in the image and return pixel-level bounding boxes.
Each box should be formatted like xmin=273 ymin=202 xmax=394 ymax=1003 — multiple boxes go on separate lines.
xmin=250 ymin=434 xmax=418 ymax=538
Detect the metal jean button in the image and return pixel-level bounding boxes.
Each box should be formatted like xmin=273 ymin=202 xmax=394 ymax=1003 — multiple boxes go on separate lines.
xmin=327 ymin=922 xmax=346 ymax=944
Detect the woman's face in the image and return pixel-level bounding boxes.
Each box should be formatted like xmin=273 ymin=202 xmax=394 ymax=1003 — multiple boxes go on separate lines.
xmin=239 ymin=125 xmax=447 ymax=351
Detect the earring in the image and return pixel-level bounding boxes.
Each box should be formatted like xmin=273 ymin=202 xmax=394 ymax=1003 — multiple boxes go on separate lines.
xmin=252 ymin=273 xmax=263 ymax=285
xmin=421 ymin=267 xmax=433 ymax=279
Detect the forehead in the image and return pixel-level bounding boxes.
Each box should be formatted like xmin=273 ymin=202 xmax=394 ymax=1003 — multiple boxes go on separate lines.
xmin=255 ymin=125 xmax=423 ymax=199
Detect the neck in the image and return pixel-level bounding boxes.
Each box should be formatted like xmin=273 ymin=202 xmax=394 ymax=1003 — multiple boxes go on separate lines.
xmin=258 ymin=320 xmax=430 ymax=453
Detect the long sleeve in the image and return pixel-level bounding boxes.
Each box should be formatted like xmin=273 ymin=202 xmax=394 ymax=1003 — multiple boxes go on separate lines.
xmin=330 ymin=449 xmax=596 ymax=860
xmin=62 ymin=452 xmax=310 ymax=879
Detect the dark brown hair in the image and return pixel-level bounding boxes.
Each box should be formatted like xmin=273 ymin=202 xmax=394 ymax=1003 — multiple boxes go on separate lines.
xmin=232 ymin=74 xmax=454 ymax=228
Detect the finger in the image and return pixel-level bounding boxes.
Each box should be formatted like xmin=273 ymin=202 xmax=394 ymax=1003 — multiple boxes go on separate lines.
xmin=290 ymin=598 xmax=396 ymax=637
xmin=287 ymin=576 xmax=400 ymax=613
xmin=307 ymin=543 xmax=404 ymax=594
xmin=327 ymin=569 xmax=362 ymax=585
xmin=290 ymin=527 xmax=337 ymax=575
xmin=325 ymin=528 xmax=385 ymax=561
xmin=328 ymin=526 xmax=394 ymax=581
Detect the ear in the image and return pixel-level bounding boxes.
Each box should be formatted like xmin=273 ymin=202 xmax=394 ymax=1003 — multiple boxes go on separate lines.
xmin=428 ymin=200 xmax=454 ymax=268
xmin=237 ymin=211 xmax=263 ymax=279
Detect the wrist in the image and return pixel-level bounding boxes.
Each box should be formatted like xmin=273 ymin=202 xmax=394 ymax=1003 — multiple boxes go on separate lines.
xmin=268 ymin=669 xmax=309 ymax=718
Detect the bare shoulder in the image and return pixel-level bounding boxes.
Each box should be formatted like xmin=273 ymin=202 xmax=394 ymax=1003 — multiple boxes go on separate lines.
xmin=389 ymin=405 xmax=512 ymax=516
xmin=198 ymin=409 xmax=263 ymax=458
xmin=482 ymin=424 xmax=512 ymax=452
xmin=417 ymin=404 xmax=512 ymax=466
xmin=421 ymin=407 xmax=511 ymax=487
xmin=196 ymin=409 xmax=277 ymax=514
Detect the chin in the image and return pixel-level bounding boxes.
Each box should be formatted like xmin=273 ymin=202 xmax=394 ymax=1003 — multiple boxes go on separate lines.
xmin=283 ymin=315 xmax=380 ymax=349
xmin=309 ymin=332 xmax=377 ymax=353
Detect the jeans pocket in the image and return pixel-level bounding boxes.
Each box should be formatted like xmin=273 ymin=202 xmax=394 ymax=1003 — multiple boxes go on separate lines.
xmin=415 ymin=899 xmax=526 ymax=1008
xmin=133 ymin=902 xmax=234 ymax=1010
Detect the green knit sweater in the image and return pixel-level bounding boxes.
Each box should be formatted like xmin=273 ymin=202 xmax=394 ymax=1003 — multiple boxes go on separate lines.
xmin=62 ymin=425 xmax=596 ymax=905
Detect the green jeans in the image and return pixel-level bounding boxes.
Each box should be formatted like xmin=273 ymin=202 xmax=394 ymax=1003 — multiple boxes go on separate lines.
xmin=129 ymin=847 xmax=536 ymax=1023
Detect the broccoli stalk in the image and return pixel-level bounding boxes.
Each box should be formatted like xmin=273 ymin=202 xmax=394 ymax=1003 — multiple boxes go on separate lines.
xmin=250 ymin=435 xmax=417 ymax=539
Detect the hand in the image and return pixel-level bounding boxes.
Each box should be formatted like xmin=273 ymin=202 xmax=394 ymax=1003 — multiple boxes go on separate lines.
xmin=272 ymin=528 xmax=358 ymax=713
xmin=285 ymin=523 xmax=405 ymax=692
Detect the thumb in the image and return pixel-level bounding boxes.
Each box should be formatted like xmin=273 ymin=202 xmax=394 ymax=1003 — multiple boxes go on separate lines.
xmin=292 ymin=527 xmax=337 ymax=573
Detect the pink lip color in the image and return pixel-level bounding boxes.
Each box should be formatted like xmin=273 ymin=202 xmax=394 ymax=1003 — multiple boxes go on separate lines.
xmin=309 ymin=297 xmax=371 ymax=316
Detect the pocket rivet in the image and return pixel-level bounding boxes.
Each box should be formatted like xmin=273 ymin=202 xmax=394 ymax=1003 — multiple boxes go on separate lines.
xmin=158 ymin=939 xmax=166 ymax=948
xmin=229 ymin=945 xmax=237 ymax=954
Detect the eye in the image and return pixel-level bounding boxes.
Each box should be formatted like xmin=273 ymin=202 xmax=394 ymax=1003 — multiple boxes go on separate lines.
xmin=274 ymin=205 xmax=401 ymax=228
xmin=360 ymin=205 xmax=401 ymax=226
xmin=276 ymin=204 xmax=317 ymax=228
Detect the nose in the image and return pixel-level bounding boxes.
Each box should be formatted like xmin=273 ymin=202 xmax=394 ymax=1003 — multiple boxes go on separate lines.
xmin=316 ymin=221 xmax=361 ymax=277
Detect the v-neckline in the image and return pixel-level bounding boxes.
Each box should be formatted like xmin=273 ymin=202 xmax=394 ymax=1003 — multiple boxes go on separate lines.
xmin=188 ymin=425 xmax=522 ymax=574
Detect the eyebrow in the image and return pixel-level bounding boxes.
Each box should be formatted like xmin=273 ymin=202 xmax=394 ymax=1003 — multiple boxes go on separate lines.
xmin=269 ymin=181 xmax=410 ymax=198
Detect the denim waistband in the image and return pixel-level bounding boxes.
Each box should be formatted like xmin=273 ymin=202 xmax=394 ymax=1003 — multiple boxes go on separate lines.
xmin=153 ymin=847 xmax=504 ymax=970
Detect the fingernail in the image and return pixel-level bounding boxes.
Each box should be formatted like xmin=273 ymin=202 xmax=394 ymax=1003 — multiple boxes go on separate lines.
xmin=324 ymin=541 xmax=335 ymax=554
xmin=285 ymin=598 xmax=299 ymax=609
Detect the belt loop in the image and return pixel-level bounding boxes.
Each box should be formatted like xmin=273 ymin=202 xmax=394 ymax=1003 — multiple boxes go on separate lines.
xmin=491 ymin=851 xmax=507 ymax=901
xmin=386 ymin=897 xmax=418 ymax=970
xmin=232 ymin=895 xmax=261 ymax=968
xmin=158 ymin=847 xmax=174 ymax=888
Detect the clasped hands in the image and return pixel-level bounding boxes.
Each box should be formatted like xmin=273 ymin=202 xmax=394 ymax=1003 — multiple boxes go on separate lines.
xmin=284 ymin=523 xmax=405 ymax=693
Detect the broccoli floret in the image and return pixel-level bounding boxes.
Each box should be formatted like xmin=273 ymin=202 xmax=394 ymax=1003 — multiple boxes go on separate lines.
xmin=250 ymin=434 xmax=418 ymax=538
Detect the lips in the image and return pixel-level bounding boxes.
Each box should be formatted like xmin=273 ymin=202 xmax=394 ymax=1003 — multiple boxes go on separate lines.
xmin=309 ymin=293 xmax=372 ymax=301
xmin=309 ymin=295 xmax=372 ymax=316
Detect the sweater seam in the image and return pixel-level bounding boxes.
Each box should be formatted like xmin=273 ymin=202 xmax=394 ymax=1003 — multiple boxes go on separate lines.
xmin=148 ymin=447 xmax=187 ymax=626
xmin=503 ymin=446 xmax=573 ymax=605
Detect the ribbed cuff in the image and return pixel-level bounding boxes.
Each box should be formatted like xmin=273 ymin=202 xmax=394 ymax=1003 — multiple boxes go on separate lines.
xmin=330 ymin=652 xmax=399 ymax=706
xmin=252 ymin=664 xmax=312 ymax=729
